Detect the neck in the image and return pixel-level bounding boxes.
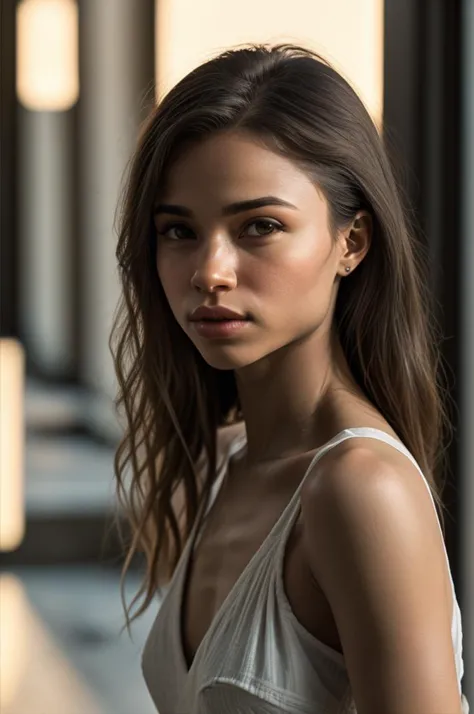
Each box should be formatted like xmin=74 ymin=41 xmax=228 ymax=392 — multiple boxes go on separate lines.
xmin=234 ymin=326 xmax=359 ymax=465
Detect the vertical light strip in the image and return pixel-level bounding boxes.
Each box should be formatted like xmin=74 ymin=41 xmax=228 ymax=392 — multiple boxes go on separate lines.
xmin=155 ymin=0 xmax=384 ymax=126
xmin=16 ymin=0 xmax=79 ymax=111
xmin=0 ymin=340 xmax=25 ymax=552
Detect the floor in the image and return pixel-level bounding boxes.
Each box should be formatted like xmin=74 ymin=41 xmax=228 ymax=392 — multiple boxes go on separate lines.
xmin=0 ymin=378 xmax=164 ymax=713
xmin=0 ymin=567 xmax=162 ymax=714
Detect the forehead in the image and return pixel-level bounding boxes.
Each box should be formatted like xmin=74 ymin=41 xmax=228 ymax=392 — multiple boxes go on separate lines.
xmin=159 ymin=131 xmax=324 ymax=209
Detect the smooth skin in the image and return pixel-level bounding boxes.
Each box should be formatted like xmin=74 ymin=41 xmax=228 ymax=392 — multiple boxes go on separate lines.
xmin=154 ymin=130 xmax=463 ymax=713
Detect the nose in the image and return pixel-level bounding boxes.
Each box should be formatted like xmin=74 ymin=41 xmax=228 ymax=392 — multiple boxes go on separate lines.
xmin=191 ymin=241 xmax=237 ymax=294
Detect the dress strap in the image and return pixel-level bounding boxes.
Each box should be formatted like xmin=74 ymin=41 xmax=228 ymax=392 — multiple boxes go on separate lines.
xmin=193 ymin=433 xmax=246 ymax=550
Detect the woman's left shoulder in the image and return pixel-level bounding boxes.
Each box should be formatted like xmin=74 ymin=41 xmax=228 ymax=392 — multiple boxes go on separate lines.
xmin=298 ymin=433 xmax=449 ymax=600
xmin=301 ymin=432 xmax=427 ymax=511
xmin=297 ymin=437 xmax=460 ymax=713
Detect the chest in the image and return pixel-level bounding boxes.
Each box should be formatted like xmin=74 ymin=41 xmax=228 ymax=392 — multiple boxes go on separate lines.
xmin=180 ymin=478 xmax=342 ymax=671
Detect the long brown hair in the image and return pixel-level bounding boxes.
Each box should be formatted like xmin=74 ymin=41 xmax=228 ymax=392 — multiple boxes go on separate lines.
xmin=109 ymin=43 xmax=452 ymax=632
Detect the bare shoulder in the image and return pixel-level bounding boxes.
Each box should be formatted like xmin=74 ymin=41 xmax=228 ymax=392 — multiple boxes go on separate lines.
xmin=300 ymin=435 xmax=442 ymax=532
xmin=299 ymin=436 xmax=448 ymax=593
xmin=299 ymin=438 xmax=462 ymax=713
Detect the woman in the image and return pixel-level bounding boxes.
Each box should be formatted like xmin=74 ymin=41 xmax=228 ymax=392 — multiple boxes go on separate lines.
xmin=110 ymin=44 xmax=468 ymax=713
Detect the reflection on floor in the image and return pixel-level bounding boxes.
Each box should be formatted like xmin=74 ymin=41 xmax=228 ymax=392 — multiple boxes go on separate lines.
xmin=1 ymin=567 xmax=162 ymax=714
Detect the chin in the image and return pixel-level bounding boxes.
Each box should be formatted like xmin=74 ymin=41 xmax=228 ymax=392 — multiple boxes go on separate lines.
xmin=194 ymin=342 xmax=264 ymax=371
xmin=197 ymin=348 xmax=254 ymax=371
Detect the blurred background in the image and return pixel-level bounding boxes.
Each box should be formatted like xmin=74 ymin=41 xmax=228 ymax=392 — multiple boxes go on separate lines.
xmin=0 ymin=0 xmax=472 ymax=712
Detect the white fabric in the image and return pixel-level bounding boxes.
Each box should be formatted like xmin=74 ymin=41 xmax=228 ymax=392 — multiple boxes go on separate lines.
xmin=142 ymin=427 xmax=468 ymax=713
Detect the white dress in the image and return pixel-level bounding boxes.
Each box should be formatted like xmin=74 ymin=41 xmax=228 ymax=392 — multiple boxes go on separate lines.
xmin=141 ymin=427 xmax=469 ymax=714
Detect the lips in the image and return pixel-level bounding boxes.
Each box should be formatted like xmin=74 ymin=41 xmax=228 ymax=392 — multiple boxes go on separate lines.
xmin=188 ymin=305 xmax=252 ymax=340
xmin=190 ymin=319 xmax=251 ymax=339
xmin=189 ymin=306 xmax=249 ymax=322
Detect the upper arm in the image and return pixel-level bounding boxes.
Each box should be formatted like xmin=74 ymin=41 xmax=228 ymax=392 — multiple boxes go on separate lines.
xmin=300 ymin=444 xmax=462 ymax=714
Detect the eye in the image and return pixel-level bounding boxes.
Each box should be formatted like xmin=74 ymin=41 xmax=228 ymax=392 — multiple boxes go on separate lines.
xmin=243 ymin=219 xmax=284 ymax=238
xmin=157 ymin=223 xmax=196 ymax=241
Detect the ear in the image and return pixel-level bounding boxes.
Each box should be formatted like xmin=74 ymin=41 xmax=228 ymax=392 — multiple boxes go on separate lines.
xmin=337 ymin=211 xmax=372 ymax=276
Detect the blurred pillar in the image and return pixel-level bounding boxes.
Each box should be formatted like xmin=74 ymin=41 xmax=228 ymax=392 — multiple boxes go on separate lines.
xmin=460 ymin=0 xmax=473 ymax=698
xmin=18 ymin=109 xmax=76 ymax=377
xmin=78 ymin=0 xmax=154 ymax=441
xmin=16 ymin=0 xmax=79 ymax=378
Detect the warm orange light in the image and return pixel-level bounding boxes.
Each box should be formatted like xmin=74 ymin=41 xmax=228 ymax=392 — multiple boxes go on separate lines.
xmin=0 ymin=575 xmax=27 ymax=709
xmin=155 ymin=0 xmax=383 ymax=127
xmin=16 ymin=0 xmax=79 ymax=111
xmin=0 ymin=339 xmax=25 ymax=551
xmin=0 ymin=574 xmax=103 ymax=711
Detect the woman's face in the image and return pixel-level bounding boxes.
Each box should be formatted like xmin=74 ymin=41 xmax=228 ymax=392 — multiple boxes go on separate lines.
xmin=154 ymin=131 xmax=347 ymax=370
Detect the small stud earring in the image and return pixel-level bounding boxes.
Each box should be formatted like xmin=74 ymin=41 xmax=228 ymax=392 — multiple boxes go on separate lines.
xmin=345 ymin=266 xmax=351 ymax=273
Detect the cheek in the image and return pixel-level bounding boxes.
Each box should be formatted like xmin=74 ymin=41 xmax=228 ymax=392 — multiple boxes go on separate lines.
xmin=156 ymin=253 xmax=186 ymax=313
xmin=248 ymin=244 xmax=332 ymax=304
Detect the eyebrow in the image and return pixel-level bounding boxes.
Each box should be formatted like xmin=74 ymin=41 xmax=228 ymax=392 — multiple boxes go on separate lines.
xmin=153 ymin=196 xmax=298 ymax=217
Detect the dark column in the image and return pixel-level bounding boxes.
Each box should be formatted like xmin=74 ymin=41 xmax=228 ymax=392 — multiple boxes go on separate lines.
xmin=1 ymin=0 xmax=19 ymax=338
xmin=384 ymin=0 xmax=464 ymax=597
